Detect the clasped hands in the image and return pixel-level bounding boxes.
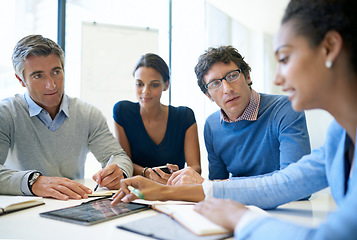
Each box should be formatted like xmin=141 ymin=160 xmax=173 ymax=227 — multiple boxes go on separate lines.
xmin=31 ymin=163 xmax=124 ymax=200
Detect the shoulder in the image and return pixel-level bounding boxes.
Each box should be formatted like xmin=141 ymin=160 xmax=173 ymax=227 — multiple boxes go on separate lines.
xmin=260 ymin=93 xmax=303 ymax=116
xmin=206 ymin=110 xmax=220 ymax=121
xmin=68 ymin=97 xmax=104 ymax=119
xmin=326 ymin=120 xmax=345 ymax=140
xmin=205 ymin=110 xmax=220 ymax=127
xmin=169 ymin=105 xmax=196 ymax=127
xmin=0 ymin=95 xmax=28 ymax=129
xmin=169 ymin=105 xmax=195 ymax=120
xmin=170 ymin=105 xmax=194 ymax=116
xmin=114 ymin=100 xmax=137 ymax=111
xmin=0 ymin=94 xmax=27 ymax=114
xmin=113 ymin=101 xmax=139 ymax=125
xmin=260 ymin=93 xmax=289 ymax=107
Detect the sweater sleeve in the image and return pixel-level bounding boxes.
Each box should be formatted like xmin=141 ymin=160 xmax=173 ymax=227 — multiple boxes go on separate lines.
xmin=87 ymin=103 xmax=133 ymax=177
xmin=212 ymin=147 xmax=328 ymax=209
xmin=204 ymin=116 xmax=230 ymax=180
xmin=0 ymin=98 xmax=29 ymax=195
xmin=275 ymin=98 xmax=311 ymax=169
xmin=236 ymin=182 xmax=357 ymax=240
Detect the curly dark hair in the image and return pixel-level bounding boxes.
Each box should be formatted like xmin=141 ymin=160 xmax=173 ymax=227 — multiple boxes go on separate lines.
xmin=282 ymin=0 xmax=357 ymax=74
xmin=194 ymin=46 xmax=252 ymax=94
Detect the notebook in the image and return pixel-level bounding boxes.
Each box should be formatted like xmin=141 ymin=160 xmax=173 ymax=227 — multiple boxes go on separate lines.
xmin=88 ymin=189 xmax=117 ymax=197
xmin=117 ymin=213 xmax=233 ymax=240
xmin=152 ymin=204 xmax=230 ymax=236
xmin=0 ymin=196 xmax=44 ymax=215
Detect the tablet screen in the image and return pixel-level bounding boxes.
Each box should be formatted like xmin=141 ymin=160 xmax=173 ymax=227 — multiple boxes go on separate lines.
xmin=40 ymin=198 xmax=149 ymax=226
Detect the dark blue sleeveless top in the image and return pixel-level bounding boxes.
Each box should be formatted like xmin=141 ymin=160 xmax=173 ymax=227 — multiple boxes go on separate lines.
xmin=113 ymin=101 xmax=196 ymax=169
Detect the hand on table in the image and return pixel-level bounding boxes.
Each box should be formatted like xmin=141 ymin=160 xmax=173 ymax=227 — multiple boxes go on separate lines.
xmin=31 ymin=176 xmax=92 ymax=200
xmin=167 ymin=166 xmax=204 ymax=185
xmin=92 ymin=163 xmax=124 ymax=190
xmin=194 ymin=198 xmax=248 ymax=232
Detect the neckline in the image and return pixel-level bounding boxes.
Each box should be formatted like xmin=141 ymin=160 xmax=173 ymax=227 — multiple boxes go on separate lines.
xmin=137 ymin=103 xmax=170 ymax=147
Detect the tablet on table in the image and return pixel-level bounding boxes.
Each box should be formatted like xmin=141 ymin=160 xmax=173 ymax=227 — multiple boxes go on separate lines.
xmin=40 ymin=197 xmax=149 ymax=226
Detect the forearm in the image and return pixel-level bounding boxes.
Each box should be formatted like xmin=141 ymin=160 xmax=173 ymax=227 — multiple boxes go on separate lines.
xmin=0 ymin=165 xmax=30 ymax=195
xmin=187 ymin=164 xmax=202 ymax=174
xmin=133 ymin=163 xmax=146 ymax=176
xmin=160 ymin=184 xmax=205 ymax=202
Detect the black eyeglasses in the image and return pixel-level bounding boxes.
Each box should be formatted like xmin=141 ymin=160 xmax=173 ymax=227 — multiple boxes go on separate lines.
xmin=204 ymin=69 xmax=241 ymax=91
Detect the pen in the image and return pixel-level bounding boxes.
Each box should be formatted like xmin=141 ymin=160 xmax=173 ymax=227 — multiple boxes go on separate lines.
xmin=94 ymin=155 xmax=114 ymax=192
xmin=128 ymin=186 xmax=145 ymax=200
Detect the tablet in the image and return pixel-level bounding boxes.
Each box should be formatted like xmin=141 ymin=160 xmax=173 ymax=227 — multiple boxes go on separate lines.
xmin=39 ymin=198 xmax=149 ymax=226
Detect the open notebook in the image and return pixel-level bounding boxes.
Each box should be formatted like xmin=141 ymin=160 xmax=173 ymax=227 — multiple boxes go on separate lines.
xmin=152 ymin=203 xmax=230 ymax=236
xmin=0 ymin=196 xmax=44 ymax=215
xmin=127 ymin=200 xmax=267 ymax=237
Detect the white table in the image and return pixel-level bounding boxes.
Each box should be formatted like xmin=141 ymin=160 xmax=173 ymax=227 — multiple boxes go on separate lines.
xmin=267 ymin=188 xmax=336 ymax=227
xmin=0 ymin=180 xmax=336 ymax=240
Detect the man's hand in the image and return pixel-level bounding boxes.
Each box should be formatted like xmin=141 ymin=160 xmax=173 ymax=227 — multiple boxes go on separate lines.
xmin=167 ymin=166 xmax=204 ymax=185
xmin=194 ymin=198 xmax=248 ymax=232
xmin=31 ymin=176 xmax=92 ymax=200
xmin=111 ymin=176 xmax=167 ymax=205
xmin=92 ymin=164 xmax=124 ymax=190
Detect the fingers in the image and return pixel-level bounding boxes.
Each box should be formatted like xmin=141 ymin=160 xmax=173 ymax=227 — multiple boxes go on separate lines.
xmin=167 ymin=164 xmax=179 ymax=172
xmin=111 ymin=176 xmax=166 ymax=204
xmin=92 ymin=170 xmax=103 ymax=184
xmin=194 ymin=198 xmax=248 ymax=232
xmin=149 ymin=168 xmax=169 ymax=184
xmin=111 ymin=178 xmax=140 ymax=205
xmin=167 ymin=170 xmax=185 ymax=185
xmin=32 ymin=176 xmax=92 ymax=200
xmin=167 ymin=167 xmax=204 ymax=186
xmin=94 ymin=164 xmax=124 ymax=190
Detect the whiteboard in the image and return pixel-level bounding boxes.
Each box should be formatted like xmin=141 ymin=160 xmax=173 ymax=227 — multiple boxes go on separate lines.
xmin=80 ymin=22 xmax=159 ymax=131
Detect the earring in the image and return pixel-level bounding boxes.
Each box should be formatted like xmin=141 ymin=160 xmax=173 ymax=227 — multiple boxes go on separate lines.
xmin=325 ymin=60 xmax=332 ymax=69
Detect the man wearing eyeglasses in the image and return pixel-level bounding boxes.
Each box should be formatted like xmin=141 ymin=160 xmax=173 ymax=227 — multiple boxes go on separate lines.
xmin=167 ymin=45 xmax=311 ymax=186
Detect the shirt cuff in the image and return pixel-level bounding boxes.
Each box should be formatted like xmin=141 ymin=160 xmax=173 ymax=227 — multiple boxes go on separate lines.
xmin=20 ymin=171 xmax=36 ymax=196
xmin=121 ymin=168 xmax=128 ymax=178
xmin=234 ymin=205 xmax=270 ymax=235
xmin=202 ymin=179 xmax=213 ymax=199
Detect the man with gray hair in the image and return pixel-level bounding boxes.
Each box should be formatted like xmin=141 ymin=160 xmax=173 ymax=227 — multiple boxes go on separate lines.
xmin=0 ymin=35 xmax=133 ymax=200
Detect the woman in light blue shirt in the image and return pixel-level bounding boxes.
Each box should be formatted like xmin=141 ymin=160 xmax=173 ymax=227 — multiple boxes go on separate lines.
xmin=193 ymin=0 xmax=357 ymax=239
xmin=112 ymin=0 xmax=357 ymax=239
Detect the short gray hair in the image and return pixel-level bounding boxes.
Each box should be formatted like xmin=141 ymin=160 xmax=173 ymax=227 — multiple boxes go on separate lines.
xmin=12 ymin=35 xmax=65 ymax=80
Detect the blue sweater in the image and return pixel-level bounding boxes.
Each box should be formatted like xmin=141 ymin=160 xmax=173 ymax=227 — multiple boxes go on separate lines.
xmin=212 ymin=120 xmax=357 ymax=240
xmin=204 ymin=93 xmax=311 ymax=180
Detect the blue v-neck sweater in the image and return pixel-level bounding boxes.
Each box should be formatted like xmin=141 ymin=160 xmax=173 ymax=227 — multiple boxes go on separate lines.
xmin=204 ymin=93 xmax=311 ymax=179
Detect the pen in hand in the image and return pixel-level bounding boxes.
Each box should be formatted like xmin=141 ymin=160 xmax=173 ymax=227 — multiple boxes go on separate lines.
xmin=94 ymin=155 xmax=114 ymax=192
xmin=128 ymin=186 xmax=145 ymax=200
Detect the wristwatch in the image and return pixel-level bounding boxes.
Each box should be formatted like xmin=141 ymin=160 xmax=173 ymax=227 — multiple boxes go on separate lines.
xmin=28 ymin=172 xmax=42 ymax=195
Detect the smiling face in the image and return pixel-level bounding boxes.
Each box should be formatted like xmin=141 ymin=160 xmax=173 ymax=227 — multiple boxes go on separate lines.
xmin=204 ymin=61 xmax=252 ymax=121
xmin=134 ymin=66 xmax=168 ymax=108
xmin=18 ymin=53 xmax=64 ymax=117
xmin=273 ymin=20 xmax=336 ymax=112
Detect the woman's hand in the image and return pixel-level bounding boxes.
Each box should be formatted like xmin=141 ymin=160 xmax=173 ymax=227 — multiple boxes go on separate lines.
xmin=194 ymin=198 xmax=248 ymax=232
xmin=111 ymin=176 xmax=167 ymax=205
xmin=147 ymin=164 xmax=180 ymax=184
